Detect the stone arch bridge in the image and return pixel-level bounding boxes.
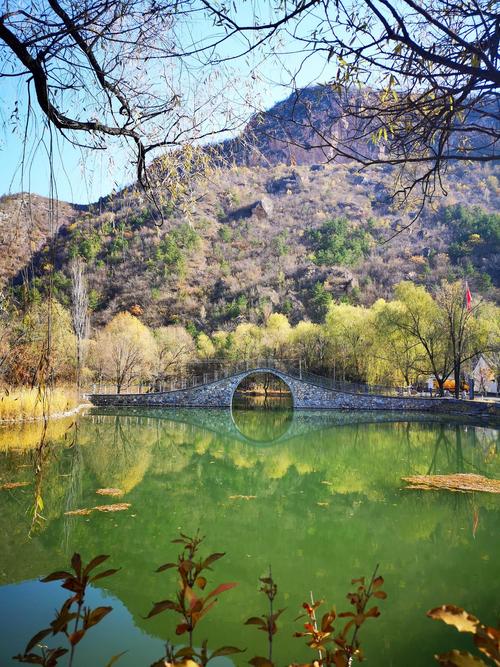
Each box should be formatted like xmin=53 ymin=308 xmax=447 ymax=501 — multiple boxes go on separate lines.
xmin=87 ymin=367 xmax=498 ymax=420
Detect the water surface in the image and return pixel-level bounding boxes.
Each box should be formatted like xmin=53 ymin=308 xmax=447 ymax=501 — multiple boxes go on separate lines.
xmin=0 ymin=408 xmax=499 ymax=666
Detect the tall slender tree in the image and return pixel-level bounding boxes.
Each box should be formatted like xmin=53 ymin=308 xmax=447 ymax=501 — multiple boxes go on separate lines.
xmin=69 ymin=258 xmax=89 ymax=392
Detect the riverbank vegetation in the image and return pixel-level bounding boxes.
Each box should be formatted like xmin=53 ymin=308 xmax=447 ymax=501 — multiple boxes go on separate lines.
xmin=0 ymin=387 xmax=79 ymax=422
xmin=1 ymin=279 xmax=498 ymax=403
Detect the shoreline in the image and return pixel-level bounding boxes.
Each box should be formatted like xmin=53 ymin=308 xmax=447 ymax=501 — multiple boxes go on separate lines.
xmin=0 ymin=402 xmax=92 ymax=425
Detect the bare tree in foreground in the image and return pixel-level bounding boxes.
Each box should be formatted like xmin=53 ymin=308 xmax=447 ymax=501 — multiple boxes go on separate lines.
xmin=0 ymin=0 xmax=247 ymax=214
xmin=202 ymin=0 xmax=499 ymax=212
xmin=1 ymin=0 xmax=497 ymax=213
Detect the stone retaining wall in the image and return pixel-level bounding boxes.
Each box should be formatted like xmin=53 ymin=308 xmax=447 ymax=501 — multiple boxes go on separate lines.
xmin=88 ymin=368 xmax=499 ymax=422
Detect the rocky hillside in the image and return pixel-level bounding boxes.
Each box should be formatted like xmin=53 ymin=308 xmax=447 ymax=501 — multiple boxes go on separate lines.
xmin=0 ymin=87 xmax=498 ymax=330
xmin=0 ymin=193 xmax=80 ymax=286
xmin=2 ymin=160 xmax=497 ymax=331
xmin=217 ymin=86 xmax=498 ymax=167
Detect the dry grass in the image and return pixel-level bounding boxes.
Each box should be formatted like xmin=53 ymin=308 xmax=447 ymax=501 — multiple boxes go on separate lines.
xmin=96 ymin=488 xmax=124 ymax=497
xmin=0 ymin=386 xmax=79 ymax=422
xmin=64 ymin=503 xmax=131 ymax=516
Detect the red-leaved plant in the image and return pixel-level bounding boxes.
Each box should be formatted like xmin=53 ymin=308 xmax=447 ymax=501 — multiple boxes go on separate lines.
xmin=13 ymin=553 xmax=121 ymax=667
xmin=147 ymin=531 xmax=244 ymax=667
xmin=293 ymin=566 xmax=387 ymax=667
xmin=245 ymin=566 xmax=285 ymax=667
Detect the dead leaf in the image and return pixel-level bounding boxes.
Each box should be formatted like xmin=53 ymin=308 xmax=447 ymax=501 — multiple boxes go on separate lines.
xmin=96 ymin=488 xmax=124 ymax=497
xmin=434 ymin=649 xmax=488 ymax=666
xmin=1 ymin=481 xmax=30 ymax=490
xmin=427 ymin=605 xmax=480 ymax=634
xmin=229 ymin=495 xmax=256 ymax=500
xmin=94 ymin=503 xmax=131 ymax=512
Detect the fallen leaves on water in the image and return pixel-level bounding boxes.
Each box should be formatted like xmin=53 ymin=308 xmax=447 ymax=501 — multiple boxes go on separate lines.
xmin=402 ymin=474 xmax=500 ymax=494
xmin=65 ymin=503 xmax=131 ymax=516
xmin=94 ymin=503 xmax=131 ymax=512
xmin=1 ymin=481 xmax=30 ymax=490
xmin=229 ymin=495 xmax=256 ymax=500
xmin=96 ymin=488 xmax=124 ymax=497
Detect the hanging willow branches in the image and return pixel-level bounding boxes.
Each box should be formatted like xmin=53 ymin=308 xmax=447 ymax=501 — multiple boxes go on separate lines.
xmin=0 ymin=0 xmax=498 ymax=208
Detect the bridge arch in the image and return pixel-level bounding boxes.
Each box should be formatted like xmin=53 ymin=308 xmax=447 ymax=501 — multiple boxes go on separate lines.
xmin=229 ymin=368 xmax=296 ymax=409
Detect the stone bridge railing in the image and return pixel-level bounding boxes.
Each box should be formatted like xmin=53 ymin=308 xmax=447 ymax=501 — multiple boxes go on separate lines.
xmin=90 ymin=360 xmax=403 ymax=396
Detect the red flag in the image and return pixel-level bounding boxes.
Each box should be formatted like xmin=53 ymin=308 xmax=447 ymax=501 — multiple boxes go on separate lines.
xmin=465 ymin=281 xmax=472 ymax=311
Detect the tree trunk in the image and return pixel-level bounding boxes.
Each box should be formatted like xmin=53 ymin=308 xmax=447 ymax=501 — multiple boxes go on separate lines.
xmin=437 ymin=379 xmax=445 ymax=397
xmin=75 ymin=340 xmax=82 ymax=394
xmin=454 ymin=360 xmax=461 ymax=399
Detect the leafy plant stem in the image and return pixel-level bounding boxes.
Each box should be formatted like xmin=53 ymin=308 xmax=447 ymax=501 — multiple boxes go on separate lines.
xmin=68 ymin=600 xmax=83 ymax=667
xmin=347 ymin=563 xmax=379 ymax=666
xmin=309 ymin=590 xmax=323 ymax=662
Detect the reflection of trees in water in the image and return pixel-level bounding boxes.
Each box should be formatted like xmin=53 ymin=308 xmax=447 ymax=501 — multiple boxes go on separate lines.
xmin=232 ymin=408 xmax=293 ymax=443
xmin=62 ymin=425 xmax=84 ymax=551
xmin=28 ymin=424 xmax=50 ymax=536
xmin=0 ymin=414 xmax=498 ymax=546
xmin=0 ymin=411 xmax=499 ymax=658
xmin=424 ymin=424 xmax=500 ymax=477
xmin=83 ymin=415 xmax=154 ymax=493
xmin=28 ymin=419 xmax=77 ymax=535
xmin=399 ymin=422 xmax=499 ymax=541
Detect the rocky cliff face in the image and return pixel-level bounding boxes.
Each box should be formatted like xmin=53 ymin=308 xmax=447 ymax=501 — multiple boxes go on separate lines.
xmin=217 ymin=86 xmax=383 ymax=167
xmin=216 ymin=86 xmax=498 ymax=167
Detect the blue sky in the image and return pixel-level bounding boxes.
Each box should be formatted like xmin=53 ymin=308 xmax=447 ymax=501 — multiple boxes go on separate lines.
xmin=0 ymin=3 xmax=332 ymax=204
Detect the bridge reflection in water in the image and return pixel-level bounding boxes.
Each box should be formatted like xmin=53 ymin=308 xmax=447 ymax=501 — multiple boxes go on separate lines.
xmin=231 ymin=372 xmax=294 ymax=442
xmin=88 ymin=404 xmax=491 ymax=449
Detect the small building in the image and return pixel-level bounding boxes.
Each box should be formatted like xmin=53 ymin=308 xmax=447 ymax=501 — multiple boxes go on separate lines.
xmin=472 ymin=355 xmax=498 ymax=395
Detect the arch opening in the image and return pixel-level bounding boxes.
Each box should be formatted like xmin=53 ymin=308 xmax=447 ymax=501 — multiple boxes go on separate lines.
xmin=232 ymin=371 xmax=293 ymax=410
xmin=231 ymin=371 xmax=293 ymax=443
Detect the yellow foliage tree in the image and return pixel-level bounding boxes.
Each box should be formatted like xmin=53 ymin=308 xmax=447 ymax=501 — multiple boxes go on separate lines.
xmin=93 ymin=312 xmax=155 ymax=392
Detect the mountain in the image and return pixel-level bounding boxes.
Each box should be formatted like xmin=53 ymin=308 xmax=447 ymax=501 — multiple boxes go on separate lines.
xmin=217 ymin=86 xmax=499 ymax=167
xmin=0 ymin=193 xmax=81 ymax=287
xmin=0 ymin=88 xmax=499 ymax=330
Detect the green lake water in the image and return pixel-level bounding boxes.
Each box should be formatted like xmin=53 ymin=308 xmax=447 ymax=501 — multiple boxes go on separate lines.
xmin=0 ymin=407 xmax=499 ymax=666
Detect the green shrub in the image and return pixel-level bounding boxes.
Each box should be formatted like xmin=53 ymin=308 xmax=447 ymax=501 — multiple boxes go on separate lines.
xmin=444 ymin=204 xmax=500 ymax=263
xmin=225 ymin=294 xmax=247 ymax=319
xmin=68 ymin=229 xmax=102 ymax=262
xmin=307 ymin=217 xmax=371 ymax=266
xmin=155 ymin=223 xmax=200 ymax=276
xmin=88 ymin=289 xmax=101 ymax=311
xmin=273 ymin=230 xmax=289 ymax=256
xmin=218 ymin=227 xmax=233 ymax=243
xmin=311 ymin=281 xmax=333 ymax=319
